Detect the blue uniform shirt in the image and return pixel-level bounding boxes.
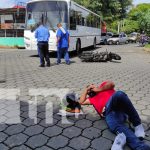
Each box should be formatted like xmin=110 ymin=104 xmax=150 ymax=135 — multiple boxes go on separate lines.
xmin=35 ymin=25 xmax=50 ymax=42
xmin=57 ymin=28 xmax=69 ymax=49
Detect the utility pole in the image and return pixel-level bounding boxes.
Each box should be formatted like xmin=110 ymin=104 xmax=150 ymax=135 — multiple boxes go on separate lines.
xmin=118 ymin=22 xmax=120 ymax=34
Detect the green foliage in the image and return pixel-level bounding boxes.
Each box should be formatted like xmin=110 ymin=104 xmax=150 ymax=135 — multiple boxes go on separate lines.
xmin=145 ymin=44 xmax=150 ymax=48
xmin=73 ymin=0 xmax=150 ymax=35
xmin=121 ymin=20 xmax=139 ymax=34
xmin=74 ymin=0 xmax=133 ymax=23
xmin=127 ymin=4 xmax=150 ymax=35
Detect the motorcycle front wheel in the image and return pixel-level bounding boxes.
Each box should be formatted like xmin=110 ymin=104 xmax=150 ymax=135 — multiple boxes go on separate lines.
xmin=109 ymin=52 xmax=121 ymax=60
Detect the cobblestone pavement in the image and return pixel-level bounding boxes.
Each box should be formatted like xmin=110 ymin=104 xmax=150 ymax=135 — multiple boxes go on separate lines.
xmin=0 ymin=44 xmax=150 ymax=150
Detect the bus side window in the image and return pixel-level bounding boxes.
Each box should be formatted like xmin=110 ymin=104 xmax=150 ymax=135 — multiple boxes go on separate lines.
xmin=70 ymin=10 xmax=76 ymax=30
xmin=76 ymin=12 xmax=82 ymax=26
xmin=82 ymin=17 xmax=85 ymax=26
xmin=86 ymin=14 xmax=91 ymax=27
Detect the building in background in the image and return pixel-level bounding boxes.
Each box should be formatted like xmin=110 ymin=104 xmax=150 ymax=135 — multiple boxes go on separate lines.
xmin=0 ymin=5 xmax=25 ymax=48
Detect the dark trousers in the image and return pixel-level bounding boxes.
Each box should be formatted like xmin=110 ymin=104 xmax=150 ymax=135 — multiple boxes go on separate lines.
xmin=105 ymin=91 xmax=150 ymax=150
xmin=38 ymin=42 xmax=50 ymax=65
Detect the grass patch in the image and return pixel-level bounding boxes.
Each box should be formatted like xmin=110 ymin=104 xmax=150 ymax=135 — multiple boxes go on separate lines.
xmin=145 ymin=44 xmax=150 ymax=48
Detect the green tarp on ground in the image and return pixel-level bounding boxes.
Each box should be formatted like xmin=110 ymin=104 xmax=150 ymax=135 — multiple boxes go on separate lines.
xmin=0 ymin=38 xmax=24 ymax=47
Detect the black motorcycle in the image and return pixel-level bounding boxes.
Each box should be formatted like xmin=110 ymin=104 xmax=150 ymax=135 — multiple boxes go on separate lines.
xmin=79 ymin=49 xmax=121 ymax=62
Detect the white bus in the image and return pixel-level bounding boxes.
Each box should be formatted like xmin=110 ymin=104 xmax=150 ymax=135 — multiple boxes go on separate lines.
xmin=24 ymin=0 xmax=101 ymax=53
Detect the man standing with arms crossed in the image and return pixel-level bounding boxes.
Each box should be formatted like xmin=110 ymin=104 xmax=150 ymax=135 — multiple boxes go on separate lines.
xmin=35 ymin=22 xmax=50 ymax=67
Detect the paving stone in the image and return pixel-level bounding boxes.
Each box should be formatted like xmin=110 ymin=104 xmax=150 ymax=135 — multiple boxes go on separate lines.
xmin=82 ymin=127 xmax=102 ymax=139
xmin=63 ymin=126 xmax=82 ymax=138
xmin=137 ymin=100 xmax=150 ymax=106
xmin=43 ymin=126 xmax=63 ymax=137
xmin=59 ymin=147 xmax=74 ymax=150
xmin=0 ymin=103 xmax=7 ymax=109
xmin=0 ymin=109 xmax=7 ymax=115
xmin=26 ymin=134 xmax=48 ymax=149
xmin=0 ymin=124 xmax=8 ymax=132
xmin=57 ymin=120 xmax=74 ymax=128
xmin=4 ymin=133 xmax=28 ymax=148
xmin=142 ymin=110 xmax=150 ymax=116
xmin=23 ymin=125 xmax=44 ymax=136
xmin=86 ymin=114 xmax=101 ymax=121
xmin=47 ymin=135 xmax=69 ymax=149
xmin=36 ymin=146 xmax=53 ymax=150
xmin=39 ymin=118 xmax=58 ymax=127
xmin=20 ymin=106 xmax=29 ymax=112
xmin=124 ymin=146 xmax=132 ymax=150
xmin=53 ymin=113 xmax=62 ymax=121
xmin=0 ymin=116 xmax=7 ymax=123
xmin=93 ymin=120 xmax=108 ymax=130
xmin=38 ymin=112 xmax=46 ymax=119
xmin=0 ymin=132 xmax=8 ymax=142
xmin=91 ymin=137 xmax=112 ymax=150
xmin=102 ymin=129 xmax=116 ymax=141
xmin=136 ymin=104 xmax=146 ymax=111
xmin=11 ymin=145 xmax=32 ymax=150
xmin=75 ymin=119 xmax=92 ymax=129
xmin=147 ymin=105 xmax=150 ymax=109
xmin=0 ymin=144 xmax=9 ymax=150
xmin=145 ymin=130 xmax=150 ymax=141
xmin=69 ymin=136 xmax=91 ymax=150
xmin=68 ymin=115 xmax=86 ymax=121
xmin=144 ymin=140 xmax=150 ymax=147
xmin=140 ymin=115 xmax=149 ymax=122
xmin=4 ymin=124 xmax=25 ymax=135
xmin=22 ymin=118 xmax=39 ymax=126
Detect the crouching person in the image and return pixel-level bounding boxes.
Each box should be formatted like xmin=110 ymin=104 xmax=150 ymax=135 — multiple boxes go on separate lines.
xmin=63 ymin=92 xmax=81 ymax=113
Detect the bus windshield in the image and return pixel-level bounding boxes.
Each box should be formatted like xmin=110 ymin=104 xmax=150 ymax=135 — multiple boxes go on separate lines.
xmin=26 ymin=1 xmax=68 ymax=30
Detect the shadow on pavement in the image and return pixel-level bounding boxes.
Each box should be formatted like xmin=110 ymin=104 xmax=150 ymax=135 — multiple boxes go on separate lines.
xmin=110 ymin=60 xmax=122 ymax=63
xmin=29 ymin=46 xmax=98 ymax=59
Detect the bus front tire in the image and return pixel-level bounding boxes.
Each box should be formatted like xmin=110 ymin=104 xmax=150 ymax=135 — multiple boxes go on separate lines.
xmin=104 ymin=39 xmax=107 ymax=45
xmin=76 ymin=40 xmax=81 ymax=55
xmin=93 ymin=38 xmax=96 ymax=49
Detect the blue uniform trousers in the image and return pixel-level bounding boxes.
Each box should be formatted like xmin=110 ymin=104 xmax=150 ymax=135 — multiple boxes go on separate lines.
xmin=57 ymin=47 xmax=70 ymax=64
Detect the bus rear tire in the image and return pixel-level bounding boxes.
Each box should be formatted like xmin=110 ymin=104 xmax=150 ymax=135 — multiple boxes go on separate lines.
xmin=76 ymin=40 xmax=81 ymax=55
xmin=93 ymin=38 xmax=96 ymax=49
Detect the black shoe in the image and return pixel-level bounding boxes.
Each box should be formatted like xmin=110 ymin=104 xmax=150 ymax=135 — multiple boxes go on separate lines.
xmin=66 ymin=62 xmax=70 ymax=65
xmin=46 ymin=63 xmax=50 ymax=67
xmin=39 ymin=64 xmax=45 ymax=67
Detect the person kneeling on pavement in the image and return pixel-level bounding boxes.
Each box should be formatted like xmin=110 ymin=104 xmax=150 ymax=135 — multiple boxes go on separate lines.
xmin=63 ymin=92 xmax=81 ymax=113
xmin=64 ymin=81 xmax=150 ymax=150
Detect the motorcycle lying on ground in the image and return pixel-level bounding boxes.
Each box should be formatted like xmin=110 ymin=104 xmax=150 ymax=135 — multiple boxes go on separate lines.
xmin=79 ymin=49 xmax=121 ymax=62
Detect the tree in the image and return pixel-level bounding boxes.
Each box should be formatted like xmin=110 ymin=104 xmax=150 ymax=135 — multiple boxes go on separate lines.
xmin=74 ymin=0 xmax=133 ymax=24
xmin=128 ymin=4 xmax=150 ymax=35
